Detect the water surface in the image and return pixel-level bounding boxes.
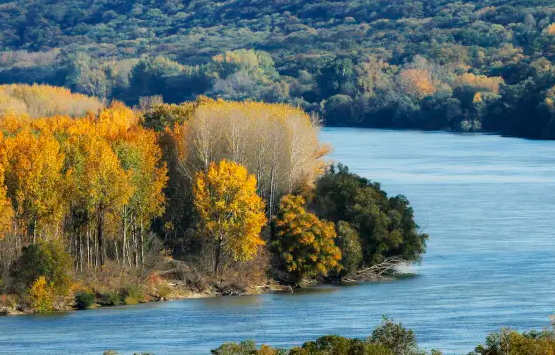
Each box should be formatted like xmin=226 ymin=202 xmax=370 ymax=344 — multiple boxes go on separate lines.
xmin=2 ymin=128 xmax=555 ymax=354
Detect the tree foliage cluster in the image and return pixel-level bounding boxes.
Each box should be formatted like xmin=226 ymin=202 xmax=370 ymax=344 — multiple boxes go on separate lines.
xmin=0 ymin=86 xmax=428 ymax=312
xmin=150 ymin=99 xmax=425 ymax=281
xmin=0 ymin=86 xmax=167 ymax=309
xmin=3 ymin=1 xmax=555 ymax=137
xmin=102 ymin=318 xmax=555 ymax=355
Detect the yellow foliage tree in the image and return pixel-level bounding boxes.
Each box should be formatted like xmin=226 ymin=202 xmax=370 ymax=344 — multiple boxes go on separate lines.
xmin=454 ymin=73 xmax=504 ymax=94
xmin=272 ymin=195 xmax=341 ymax=281
xmin=81 ymin=137 xmax=134 ymax=265
xmin=29 ymin=276 xmax=55 ymax=313
xmin=182 ymin=99 xmax=328 ymax=217
xmin=0 ymin=133 xmax=13 ymax=239
xmin=4 ymin=129 xmax=65 ymax=241
xmin=0 ymin=84 xmax=103 ymax=118
xmin=193 ymin=159 xmax=267 ymax=275
xmin=399 ymin=69 xmax=436 ymax=98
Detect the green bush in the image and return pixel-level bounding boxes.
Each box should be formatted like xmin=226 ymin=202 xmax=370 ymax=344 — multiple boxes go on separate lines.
xmin=211 ymin=340 xmax=258 ymax=355
xmin=75 ymin=290 xmax=95 ymax=310
xmin=11 ymin=241 xmax=72 ymax=296
xmin=98 ymin=290 xmax=122 ymax=306
xmin=122 ymin=284 xmax=146 ymax=305
xmin=156 ymin=283 xmax=172 ymax=300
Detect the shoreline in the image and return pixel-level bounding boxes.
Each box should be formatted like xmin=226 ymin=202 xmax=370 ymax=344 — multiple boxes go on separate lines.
xmin=0 ymin=273 xmax=407 ymax=317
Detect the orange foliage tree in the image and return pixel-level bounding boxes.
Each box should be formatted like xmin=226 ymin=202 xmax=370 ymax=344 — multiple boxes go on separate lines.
xmin=399 ymin=69 xmax=436 ymax=98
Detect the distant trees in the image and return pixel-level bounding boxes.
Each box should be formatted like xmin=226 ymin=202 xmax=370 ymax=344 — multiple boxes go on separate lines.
xmin=1 ymin=0 xmax=555 ymax=138
xmin=193 ymin=160 xmax=266 ymax=275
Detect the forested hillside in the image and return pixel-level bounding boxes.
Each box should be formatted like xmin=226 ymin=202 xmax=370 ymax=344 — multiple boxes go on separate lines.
xmin=2 ymin=0 xmax=555 ymax=138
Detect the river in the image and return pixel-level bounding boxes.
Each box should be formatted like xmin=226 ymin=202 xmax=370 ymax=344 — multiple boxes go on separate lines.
xmin=2 ymin=128 xmax=555 ymax=355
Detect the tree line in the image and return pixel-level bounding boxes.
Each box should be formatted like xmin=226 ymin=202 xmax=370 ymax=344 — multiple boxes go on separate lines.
xmin=100 ymin=317 xmax=555 ymax=355
xmin=2 ymin=0 xmax=555 ymax=138
xmin=0 ymin=84 xmax=427 ymax=313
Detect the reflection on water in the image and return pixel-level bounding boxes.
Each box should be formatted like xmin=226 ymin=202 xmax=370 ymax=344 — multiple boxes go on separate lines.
xmin=2 ymin=128 xmax=555 ymax=355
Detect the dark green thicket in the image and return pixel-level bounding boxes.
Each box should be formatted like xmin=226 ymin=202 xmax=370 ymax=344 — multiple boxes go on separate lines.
xmin=10 ymin=241 xmax=72 ymax=295
xmin=312 ymin=165 xmax=428 ymax=268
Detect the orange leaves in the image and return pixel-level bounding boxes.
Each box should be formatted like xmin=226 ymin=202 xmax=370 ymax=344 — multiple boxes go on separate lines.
xmin=96 ymin=101 xmax=139 ymax=141
xmin=272 ymin=195 xmax=341 ymax=279
xmin=193 ymin=159 xmax=266 ymax=271
xmin=545 ymin=23 xmax=555 ymax=36
xmin=399 ymin=69 xmax=436 ymax=98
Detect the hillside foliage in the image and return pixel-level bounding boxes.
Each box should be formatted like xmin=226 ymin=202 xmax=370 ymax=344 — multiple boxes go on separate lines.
xmin=1 ymin=0 xmax=555 ymax=137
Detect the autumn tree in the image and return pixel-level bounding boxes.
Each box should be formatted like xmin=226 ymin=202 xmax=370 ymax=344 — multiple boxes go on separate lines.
xmin=193 ymin=159 xmax=266 ymax=275
xmin=0 ymin=133 xmax=13 ymax=240
xmin=4 ymin=128 xmax=65 ymax=242
xmin=272 ymin=194 xmax=341 ymax=282
xmin=398 ymin=69 xmax=436 ymax=99
xmin=180 ymin=99 xmax=329 ymax=218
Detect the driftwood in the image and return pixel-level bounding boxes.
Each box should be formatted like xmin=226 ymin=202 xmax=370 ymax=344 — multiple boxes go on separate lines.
xmin=356 ymin=256 xmax=405 ymax=276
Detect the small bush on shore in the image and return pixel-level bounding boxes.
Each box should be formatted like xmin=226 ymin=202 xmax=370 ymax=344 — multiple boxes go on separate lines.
xmin=75 ymin=290 xmax=96 ymax=309
xmin=99 ymin=290 xmax=122 ymax=306
xmin=122 ymin=284 xmax=146 ymax=305
xmin=28 ymin=276 xmax=54 ymax=313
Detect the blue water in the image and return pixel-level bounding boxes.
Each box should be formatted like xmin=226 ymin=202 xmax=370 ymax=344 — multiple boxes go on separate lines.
xmin=2 ymin=128 xmax=555 ymax=354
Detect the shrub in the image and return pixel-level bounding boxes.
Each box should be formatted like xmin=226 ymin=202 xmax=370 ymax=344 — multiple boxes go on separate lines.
xmin=28 ymin=276 xmax=54 ymax=313
xmin=11 ymin=241 xmax=72 ymax=296
xmin=156 ymin=283 xmax=172 ymax=300
xmin=371 ymin=317 xmax=420 ymax=355
xmin=211 ymin=340 xmax=257 ymax=355
xmin=98 ymin=290 xmax=122 ymax=306
xmin=122 ymin=284 xmax=146 ymax=305
xmin=75 ymin=290 xmax=96 ymax=310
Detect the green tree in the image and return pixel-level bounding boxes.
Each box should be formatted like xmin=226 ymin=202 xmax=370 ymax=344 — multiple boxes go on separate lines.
xmin=312 ymin=164 xmax=427 ymax=267
xmin=11 ymin=241 xmax=72 ymax=295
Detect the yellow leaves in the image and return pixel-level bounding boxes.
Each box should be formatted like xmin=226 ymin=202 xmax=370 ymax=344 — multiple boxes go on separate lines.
xmin=0 ymin=84 xmax=103 ymax=118
xmin=4 ymin=128 xmax=65 ymax=236
xmin=96 ymin=101 xmax=139 ymax=141
xmin=194 ymin=159 xmax=266 ymax=265
xmin=399 ymin=69 xmax=436 ymax=98
xmin=273 ymin=195 xmax=341 ymax=279
xmin=179 ymin=98 xmax=327 ymax=216
xmin=29 ymin=276 xmax=55 ymax=313
xmin=473 ymin=92 xmax=483 ymax=103
xmin=0 ymin=94 xmax=167 ymax=244
xmin=82 ymin=137 xmax=134 ymax=215
xmin=454 ymin=73 xmax=504 ymax=94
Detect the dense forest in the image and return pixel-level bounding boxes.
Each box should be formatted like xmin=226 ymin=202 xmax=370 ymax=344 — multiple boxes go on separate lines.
xmin=1 ymin=0 xmax=555 ymax=138
xmin=0 ymin=84 xmax=427 ymax=314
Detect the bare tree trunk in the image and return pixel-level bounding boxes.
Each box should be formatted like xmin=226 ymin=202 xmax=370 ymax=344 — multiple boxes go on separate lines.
xmin=97 ymin=211 xmax=105 ymax=266
xmin=214 ymin=235 xmax=222 ymax=276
